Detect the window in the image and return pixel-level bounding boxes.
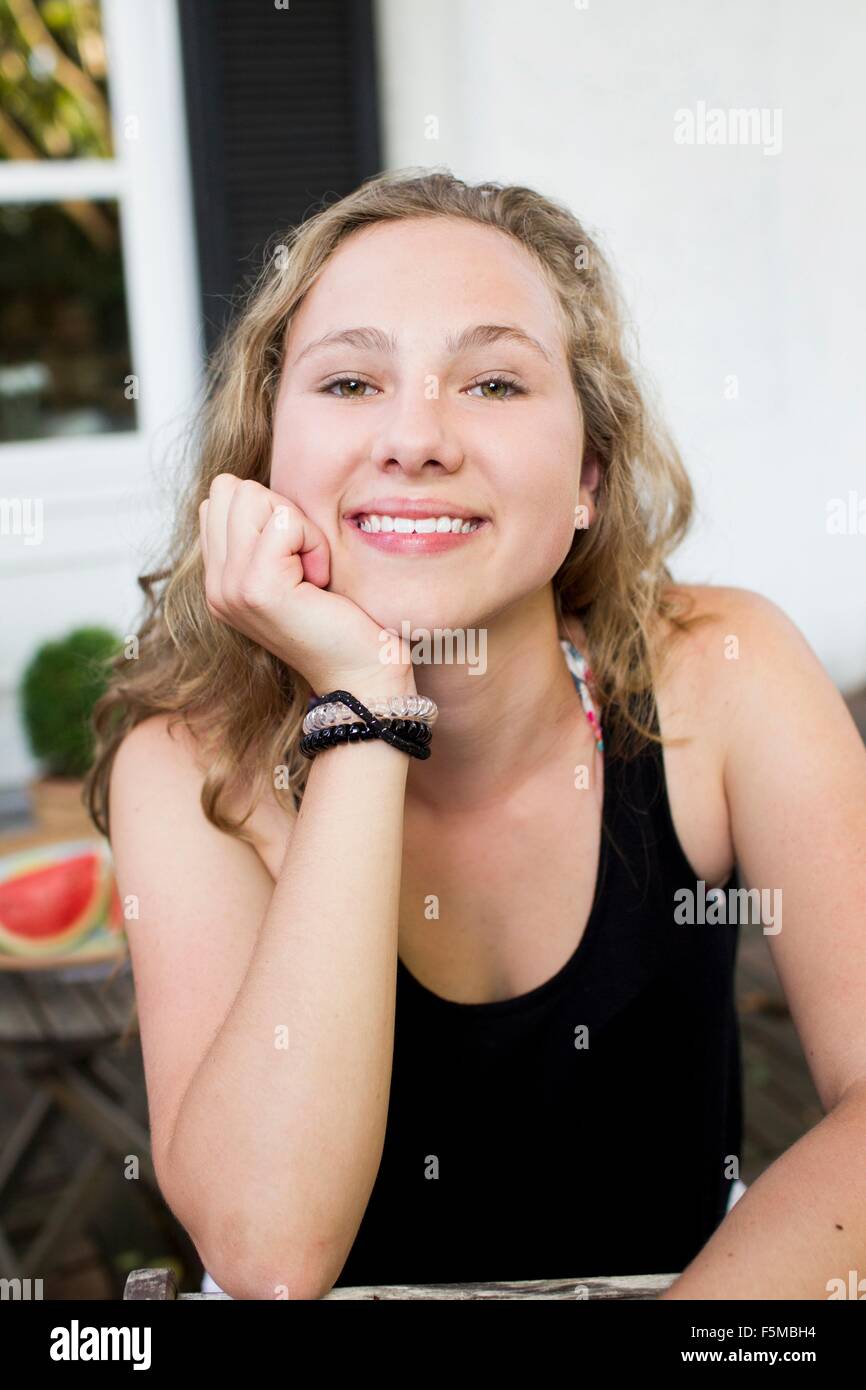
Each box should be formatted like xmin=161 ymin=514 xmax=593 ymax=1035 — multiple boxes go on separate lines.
xmin=0 ymin=0 xmax=136 ymax=443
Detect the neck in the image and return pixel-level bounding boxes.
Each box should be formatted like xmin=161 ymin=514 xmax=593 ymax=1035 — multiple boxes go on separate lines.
xmin=403 ymin=589 xmax=595 ymax=815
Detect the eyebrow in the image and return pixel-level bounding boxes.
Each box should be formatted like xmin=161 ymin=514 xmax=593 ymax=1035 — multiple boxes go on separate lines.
xmin=290 ymin=322 xmax=555 ymax=368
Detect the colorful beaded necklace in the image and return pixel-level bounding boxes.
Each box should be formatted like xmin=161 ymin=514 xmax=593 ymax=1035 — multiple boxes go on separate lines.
xmin=560 ymin=638 xmax=605 ymax=754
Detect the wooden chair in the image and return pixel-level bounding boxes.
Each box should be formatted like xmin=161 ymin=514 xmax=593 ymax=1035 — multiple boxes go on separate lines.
xmin=0 ymin=959 xmax=159 ymax=1280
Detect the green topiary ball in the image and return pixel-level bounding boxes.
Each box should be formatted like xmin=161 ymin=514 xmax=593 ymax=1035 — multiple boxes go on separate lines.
xmin=20 ymin=626 xmax=122 ymax=779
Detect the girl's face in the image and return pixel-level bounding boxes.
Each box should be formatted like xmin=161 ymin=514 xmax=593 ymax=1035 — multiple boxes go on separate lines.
xmin=270 ymin=215 xmax=593 ymax=635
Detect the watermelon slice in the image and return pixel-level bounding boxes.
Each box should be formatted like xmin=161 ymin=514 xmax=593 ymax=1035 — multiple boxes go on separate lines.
xmin=0 ymin=843 xmax=117 ymax=958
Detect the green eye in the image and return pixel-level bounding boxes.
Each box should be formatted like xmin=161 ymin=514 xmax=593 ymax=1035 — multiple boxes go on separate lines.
xmin=321 ymin=376 xmax=377 ymax=398
xmin=466 ymin=375 xmax=525 ymax=400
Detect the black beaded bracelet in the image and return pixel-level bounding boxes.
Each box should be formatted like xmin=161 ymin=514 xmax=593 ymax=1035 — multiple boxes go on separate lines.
xmin=300 ymin=689 xmax=433 ymax=761
xmin=300 ymin=718 xmax=431 ymax=760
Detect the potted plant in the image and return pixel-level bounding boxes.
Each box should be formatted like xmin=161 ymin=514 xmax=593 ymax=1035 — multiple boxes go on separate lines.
xmin=19 ymin=626 xmax=122 ymax=838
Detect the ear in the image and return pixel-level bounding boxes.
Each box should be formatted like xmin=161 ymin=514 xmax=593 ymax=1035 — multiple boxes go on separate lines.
xmin=581 ymin=447 xmax=600 ymax=496
xmin=575 ymin=448 xmax=601 ymax=530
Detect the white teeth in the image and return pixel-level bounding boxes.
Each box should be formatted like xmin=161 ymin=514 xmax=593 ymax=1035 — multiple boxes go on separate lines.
xmin=356 ymin=513 xmax=483 ymax=534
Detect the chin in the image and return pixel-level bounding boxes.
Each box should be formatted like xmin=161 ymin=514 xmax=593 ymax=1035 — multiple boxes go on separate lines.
xmin=341 ymin=577 xmax=461 ymax=628
xmin=368 ymin=603 xmax=482 ymax=638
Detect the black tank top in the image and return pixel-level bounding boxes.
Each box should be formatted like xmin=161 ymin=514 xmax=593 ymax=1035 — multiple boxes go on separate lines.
xmin=332 ymin=659 xmax=743 ymax=1286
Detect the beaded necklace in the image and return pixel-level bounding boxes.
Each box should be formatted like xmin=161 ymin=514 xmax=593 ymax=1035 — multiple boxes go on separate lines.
xmin=560 ymin=637 xmax=605 ymax=754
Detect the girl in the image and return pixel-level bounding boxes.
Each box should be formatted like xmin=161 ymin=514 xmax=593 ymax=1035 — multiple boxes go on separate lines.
xmin=86 ymin=168 xmax=866 ymax=1300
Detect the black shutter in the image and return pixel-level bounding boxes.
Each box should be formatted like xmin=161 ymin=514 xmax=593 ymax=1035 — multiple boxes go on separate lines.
xmin=177 ymin=0 xmax=382 ymax=355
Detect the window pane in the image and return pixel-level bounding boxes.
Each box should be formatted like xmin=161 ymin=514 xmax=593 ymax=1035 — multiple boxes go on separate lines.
xmin=0 ymin=0 xmax=113 ymax=161
xmin=0 ymin=199 xmax=136 ymax=441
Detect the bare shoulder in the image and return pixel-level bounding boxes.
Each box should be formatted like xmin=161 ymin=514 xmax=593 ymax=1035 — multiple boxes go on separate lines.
xmin=648 ymin=582 xmax=794 ymax=706
xmin=110 ymin=714 xmax=296 ymax=878
xmin=639 ymin=583 xmax=800 ymax=884
xmin=651 ymin=581 xmax=781 ymax=660
xmin=109 ymin=712 xmax=202 ymax=808
xmin=109 ymin=711 xmax=217 ymax=815
xmin=648 ymin=579 xmax=840 ymax=761
xmin=108 ymin=712 xmax=229 ymax=868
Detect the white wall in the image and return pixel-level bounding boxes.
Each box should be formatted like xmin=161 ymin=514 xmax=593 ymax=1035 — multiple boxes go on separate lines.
xmin=374 ymin=0 xmax=866 ymax=690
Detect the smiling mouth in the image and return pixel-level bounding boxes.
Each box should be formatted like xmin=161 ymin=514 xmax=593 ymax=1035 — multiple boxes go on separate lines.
xmin=350 ymin=514 xmax=487 ymax=535
xmin=343 ymin=513 xmax=490 ymax=551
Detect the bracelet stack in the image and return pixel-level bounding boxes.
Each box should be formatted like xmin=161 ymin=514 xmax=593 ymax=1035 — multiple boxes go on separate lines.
xmin=300 ymin=689 xmax=437 ymax=761
xmin=303 ymin=692 xmax=437 ymax=734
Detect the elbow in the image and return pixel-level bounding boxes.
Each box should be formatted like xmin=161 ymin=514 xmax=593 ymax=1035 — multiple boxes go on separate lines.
xmin=203 ymin=1242 xmax=339 ymax=1301
xmin=217 ymin=1268 xmax=335 ymax=1302
xmin=187 ymin=1204 xmax=345 ymax=1300
xmin=156 ymin=1148 xmax=345 ymax=1299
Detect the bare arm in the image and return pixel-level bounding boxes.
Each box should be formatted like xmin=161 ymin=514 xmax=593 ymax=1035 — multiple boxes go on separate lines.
xmin=175 ymin=725 xmax=411 ymax=1298
xmin=111 ymin=687 xmax=414 ymax=1301
xmin=660 ymin=588 xmax=866 ymax=1298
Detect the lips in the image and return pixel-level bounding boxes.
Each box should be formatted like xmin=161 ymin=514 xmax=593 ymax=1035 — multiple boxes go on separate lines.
xmin=344 ymin=497 xmax=487 ymax=522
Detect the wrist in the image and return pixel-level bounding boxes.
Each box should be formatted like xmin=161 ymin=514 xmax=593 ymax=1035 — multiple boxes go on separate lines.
xmin=319 ymin=665 xmax=417 ymax=703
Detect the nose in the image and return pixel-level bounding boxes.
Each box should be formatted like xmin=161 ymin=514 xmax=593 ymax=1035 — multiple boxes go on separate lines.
xmin=369 ymin=387 xmax=464 ymax=475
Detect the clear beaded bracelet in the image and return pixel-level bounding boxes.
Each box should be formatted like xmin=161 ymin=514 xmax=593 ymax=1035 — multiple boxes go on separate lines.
xmin=303 ymin=692 xmax=438 ymax=736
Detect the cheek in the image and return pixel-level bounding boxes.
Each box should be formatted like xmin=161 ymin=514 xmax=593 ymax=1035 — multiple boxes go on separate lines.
xmin=268 ymin=407 xmax=342 ymax=506
xmin=510 ymin=519 xmax=577 ymax=591
xmin=510 ymin=457 xmax=580 ymax=554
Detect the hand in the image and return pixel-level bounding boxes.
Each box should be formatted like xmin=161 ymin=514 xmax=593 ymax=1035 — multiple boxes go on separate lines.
xmin=199 ymin=475 xmax=415 ymax=697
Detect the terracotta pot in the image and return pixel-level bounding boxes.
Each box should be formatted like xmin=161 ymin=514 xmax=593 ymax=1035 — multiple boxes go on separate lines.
xmin=28 ymin=776 xmax=95 ymax=840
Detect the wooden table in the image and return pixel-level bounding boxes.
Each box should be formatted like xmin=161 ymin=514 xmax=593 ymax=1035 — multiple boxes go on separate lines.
xmin=124 ymin=1267 xmax=676 ymax=1300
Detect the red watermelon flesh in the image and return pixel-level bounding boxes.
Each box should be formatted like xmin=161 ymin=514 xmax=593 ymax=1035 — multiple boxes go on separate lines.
xmin=0 ymin=851 xmax=111 ymax=956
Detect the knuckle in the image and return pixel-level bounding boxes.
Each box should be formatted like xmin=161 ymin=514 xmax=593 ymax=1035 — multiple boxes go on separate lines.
xmin=268 ymin=501 xmax=295 ymax=533
xmin=210 ymin=473 xmax=236 ymax=497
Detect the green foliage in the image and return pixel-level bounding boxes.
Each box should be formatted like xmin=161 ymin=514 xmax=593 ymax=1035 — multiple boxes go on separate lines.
xmin=20 ymin=625 xmax=121 ymax=778
xmin=0 ymin=0 xmax=112 ymax=161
